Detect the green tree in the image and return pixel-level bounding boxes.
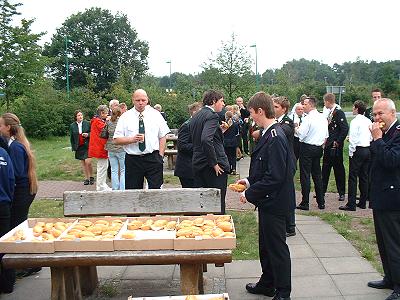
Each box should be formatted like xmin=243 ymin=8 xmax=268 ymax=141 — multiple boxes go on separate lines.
xmin=0 ymin=0 xmax=46 ymax=109
xmin=43 ymin=7 xmax=149 ymax=92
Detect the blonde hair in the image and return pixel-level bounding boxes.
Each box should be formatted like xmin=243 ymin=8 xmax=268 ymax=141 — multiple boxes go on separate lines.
xmin=1 ymin=113 xmax=38 ymax=194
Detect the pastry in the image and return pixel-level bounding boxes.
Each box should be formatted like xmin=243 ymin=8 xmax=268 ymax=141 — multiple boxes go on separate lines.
xmin=228 ymin=183 xmax=246 ymax=192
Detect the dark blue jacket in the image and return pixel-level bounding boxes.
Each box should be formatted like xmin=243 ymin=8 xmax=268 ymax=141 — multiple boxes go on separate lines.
xmin=0 ymin=147 xmax=15 ymax=203
xmin=174 ymin=119 xmax=194 ymax=179
xmin=223 ymin=121 xmax=240 ymax=148
xmin=370 ymin=120 xmax=400 ymax=211
xmin=245 ymin=123 xmax=296 ymax=215
xmin=9 ymin=140 xmax=29 ymax=187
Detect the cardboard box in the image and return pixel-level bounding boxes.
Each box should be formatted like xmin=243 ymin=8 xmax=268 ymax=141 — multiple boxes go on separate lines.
xmin=174 ymin=215 xmax=236 ymax=251
xmin=55 ymin=217 xmax=126 ymax=252
xmin=128 ymin=293 xmax=229 ymax=300
xmin=114 ymin=216 xmax=178 ymax=251
xmin=0 ymin=218 xmax=76 ymax=253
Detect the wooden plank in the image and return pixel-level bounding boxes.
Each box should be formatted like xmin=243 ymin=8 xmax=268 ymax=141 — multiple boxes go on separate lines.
xmin=3 ymin=250 xmax=232 ymax=268
xmin=78 ymin=266 xmax=98 ymax=296
xmin=180 ymin=264 xmax=200 ymax=295
xmin=51 ymin=267 xmax=82 ymax=300
xmin=51 ymin=267 xmax=66 ymax=300
xmin=63 ymin=188 xmax=221 ymax=216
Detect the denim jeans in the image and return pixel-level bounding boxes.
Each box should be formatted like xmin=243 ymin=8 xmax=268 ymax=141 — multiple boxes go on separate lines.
xmin=109 ymin=151 xmax=126 ymax=190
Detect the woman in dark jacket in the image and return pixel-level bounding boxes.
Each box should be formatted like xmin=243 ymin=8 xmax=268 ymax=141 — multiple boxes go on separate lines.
xmin=69 ymin=110 xmax=93 ymax=185
xmin=223 ymin=110 xmax=240 ymax=174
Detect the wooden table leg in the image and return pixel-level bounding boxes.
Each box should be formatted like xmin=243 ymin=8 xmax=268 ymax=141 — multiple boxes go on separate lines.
xmin=180 ymin=264 xmax=202 ymax=295
xmin=50 ymin=266 xmax=82 ymax=300
xmin=78 ymin=266 xmax=98 ymax=296
xmin=198 ymin=265 xmax=204 ymax=294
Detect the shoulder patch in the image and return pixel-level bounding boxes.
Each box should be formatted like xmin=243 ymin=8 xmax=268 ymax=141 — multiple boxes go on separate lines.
xmin=340 ymin=118 xmax=344 ymax=121
xmin=271 ymin=128 xmax=277 ymax=137
xmin=396 ymin=125 xmax=400 ymax=130
xmin=284 ymin=121 xmax=289 ymax=124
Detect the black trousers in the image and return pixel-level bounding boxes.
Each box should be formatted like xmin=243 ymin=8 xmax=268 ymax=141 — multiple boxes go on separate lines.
xmin=10 ymin=185 xmax=35 ymax=229
xmin=224 ymin=146 xmax=237 ymax=172
xmin=286 ymin=210 xmax=296 ymax=233
xmin=373 ymin=210 xmax=400 ymax=286
xmin=258 ymin=210 xmax=291 ymax=298
xmin=0 ymin=201 xmax=15 ymax=293
xmin=194 ymin=168 xmax=227 ymax=214
xmin=299 ymin=143 xmax=324 ymax=205
xmin=347 ymin=147 xmax=370 ymax=208
xmin=125 ymin=151 xmax=163 ymax=189
xmin=293 ymin=136 xmax=300 ymax=161
xmin=179 ymin=177 xmax=195 ymax=188
xmin=322 ymin=145 xmax=346 ymax=196
xmin=241 ymin=123 xmax=249 ymax=154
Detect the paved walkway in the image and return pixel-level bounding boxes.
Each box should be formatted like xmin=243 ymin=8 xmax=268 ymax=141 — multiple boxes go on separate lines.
xmin=3 ymin=158 xmax=388 ymax=299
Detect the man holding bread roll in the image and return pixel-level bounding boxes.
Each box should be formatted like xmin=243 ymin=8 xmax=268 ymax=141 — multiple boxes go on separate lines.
xmin=367 ymin=98 xmax=400 ymax=300
xmin=237 ymin=92 xmax=295 ymax=300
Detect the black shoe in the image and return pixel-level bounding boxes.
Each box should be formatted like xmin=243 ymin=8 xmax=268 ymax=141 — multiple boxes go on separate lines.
xmin=286 ymin=231 xmax=296 ymax=237
xmin=368 ymin=279 xmax=393 ymax=290
xmin=296 ymin=204 xmax=309 ymax=211
xmin=385 ymin=291 xmax=400 ymax=300
xmin=84 ymin=179 xmax=89 ymax=185
xmin=318 ymin=204 xmax=325 ymax=209
xmin=89 ymin=177 xmax=95 ymax=185
xmin=272 ymin=294 xmax=291 ymax=300
xmin=339 ymin=205 xmax=356 ymax=211
xmin=356 ymin=202 xmax=366 ymax=209
xmin=338 ymin=195 xmax=345 ymax=201
xmin=245 ymin=282 xmax=275 ymax=296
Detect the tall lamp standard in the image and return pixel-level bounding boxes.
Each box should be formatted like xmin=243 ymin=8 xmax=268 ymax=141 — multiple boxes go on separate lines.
xmin=166 ymin=60 xmax=172 ymax=92
xmin=65 ymin=36 xmax=72 ymax=98
xmin=250 ymin=44 xmax=259 ymax=91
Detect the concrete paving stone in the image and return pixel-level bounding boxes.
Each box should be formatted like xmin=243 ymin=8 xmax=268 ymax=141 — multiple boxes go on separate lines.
xmin=320 ymin=257 xmax=377 ymax=274
xmin=288 ymin=244 xmax=316 ymax=258
xmin=344 ymin=293 xmax=392 ymax=300
xmin=295 ymin=215 xmax=321 ymax=221
xmin=332 ymin=273 xmax=391 ymax=296
xmin=303 ymin=233 xmax=349 ymax=245
xmin=312 ymin=243 xmax=360 ymax=258
xmin=122 ymin=264 xmax=175 ymax=280
xmin=296 ymin=224 xmax=336 ymax=234
xmin=293 ymin=297 xmax=345 ymax=300
xmin=24 ymin=266 xmax=51 ymax=279
xmin=97 ymin=265 xmax=127 ymax=279
xmin=224 ymin=260 xmax=262 ymax=279
xmin=296 ymin=220 xmax=327 ymax=225
xmin=226 ymin=278 xmax=271 ymax=300
xmin=118 ymin=279 xmax=182 ymax=298
xmin=286 ymin=234 xmax=307 ymax=245
xmin=291 ymin=274 xmax=341 ymax=298
xmin=292 ymin=257 xmax=326 ymax=277
xmin=1 ymin=278 xmax=51 ymax=300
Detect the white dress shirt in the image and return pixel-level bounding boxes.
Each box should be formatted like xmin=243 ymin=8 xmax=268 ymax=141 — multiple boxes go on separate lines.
xmin=113 ymin=105 xmax=170 ymax=155
xmin=290 ymin=113 xmax=305 ymax=138
xmin=348 ymin=114 xmax=372 ymax=157
xmin=77 ymin=121 xmax=82 ymax=134
xmin=296 ymin=109 xmax=328 ymax=146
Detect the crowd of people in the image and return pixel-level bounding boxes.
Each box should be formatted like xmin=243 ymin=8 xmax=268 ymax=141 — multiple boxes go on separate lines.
xmin=0 ymin=86 xmax=399 ymax=299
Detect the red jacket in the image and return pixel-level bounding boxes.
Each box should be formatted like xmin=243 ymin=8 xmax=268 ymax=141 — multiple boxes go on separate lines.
xmin=88 ymin=117 xmax=108 ymax=159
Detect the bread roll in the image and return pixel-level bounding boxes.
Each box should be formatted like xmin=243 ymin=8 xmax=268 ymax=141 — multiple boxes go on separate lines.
xmin=217 ymin=221 xmax=233 ymax=232
xmin=228 ymin=183 xmax=246 ymax=192
xmin=165 ymin=221 xmax=177 ymax=230
xmin=33 ymin=225 xmax=43 ymax=237
xmin=193 ymin=218 xmax=204 ymax=226
xmin=122 ymin=231 xmax=136 ymax=239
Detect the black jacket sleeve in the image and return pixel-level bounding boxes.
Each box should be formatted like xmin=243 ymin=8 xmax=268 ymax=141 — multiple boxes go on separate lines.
xmin=177 ymin=122 xmax=192 ymax=154
xmin=200 ymin=114 xmax=220 ymax=168
xmin=334 ymin=110 xmax=349 ymax=145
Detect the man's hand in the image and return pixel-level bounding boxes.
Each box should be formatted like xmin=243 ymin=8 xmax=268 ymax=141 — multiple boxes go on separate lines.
xmin=239 ymin=193 xmax=247 ymax=204
xmin=370 ymin=122 xmax=383 ymax=141
xmin=213 ymin=164 xmax=224 ymax=176
xmin=133 ymin=134 xmax=145 ymax=143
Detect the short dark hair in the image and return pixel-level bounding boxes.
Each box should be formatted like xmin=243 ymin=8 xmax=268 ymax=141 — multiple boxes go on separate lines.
xmin=353 ymin=100 xmax=366 ymax=114
xmin=371 ymin=88 xmax=384 ymax=96
xmin=74 ymin=110 xmax=82 ymax=121
xmin=273 ymin=96 xmax=290 ymax=114
xmin=323 ymin=93 xmax=335 ymax=104
xmin=247 ymin=92 xmax=275 ymax=119
xmin=303 ymin=96 xmax=317 ymax=107
xmin=202 ymin=90 xmax=224 ymax=106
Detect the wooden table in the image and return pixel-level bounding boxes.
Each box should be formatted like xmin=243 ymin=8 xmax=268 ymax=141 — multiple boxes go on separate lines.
xmin=3 ymin=249 xmax=232 ymax=300
xmin=165 ymin=134 xmax=178 ymax=169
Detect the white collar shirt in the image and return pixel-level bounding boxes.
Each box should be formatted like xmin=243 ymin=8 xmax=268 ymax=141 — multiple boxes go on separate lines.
xmin=77 ymin=121 xmax=82 ymax=134
xmin=113 ymin=105 xmax=170 ymax=155
xmin=348 ymin=114 xmax=372 ymax=157
xmin=296 ymin=109 xmax=328 ymax=146
xmin=290 ymin=113 xmax=304 ymax=137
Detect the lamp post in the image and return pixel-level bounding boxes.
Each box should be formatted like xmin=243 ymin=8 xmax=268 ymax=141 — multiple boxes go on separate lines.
xmin=166 ymin=60 xmax=172 ymax=92
xmin=65 ymin=36 xmax=72 ymax=98
xmin=250 ymin=44 xmax=259 ymax=91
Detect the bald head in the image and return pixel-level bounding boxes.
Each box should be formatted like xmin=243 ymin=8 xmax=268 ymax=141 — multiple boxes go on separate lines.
xmin=132 ymin=89 xmax=149 ymax=112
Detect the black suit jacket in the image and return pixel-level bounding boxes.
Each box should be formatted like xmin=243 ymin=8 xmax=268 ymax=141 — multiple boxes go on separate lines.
xmin=370 ymin=121 xmax=400 ymax=211
xmin=279 ymin=114 xmax=295 ymax=160
xmin=190 ymin=107 xmax=230 ymax=173
xmin=326 ymin=107 xmax=349 ymax=147
xmin=174 ymin=119 xmax=194 ymax=179
xmin=245 ymin=123 xmax=296 ymax=215
xmin=69 ymin=120 xmax=91 ymax=151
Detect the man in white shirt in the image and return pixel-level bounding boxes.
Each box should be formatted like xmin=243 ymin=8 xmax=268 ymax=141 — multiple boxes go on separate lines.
xmin=295 ymin=96 xmax=329 ymax=210
xmin=290 ymin=102 xmax=305 ymax=161
xmin=114 ymin=89 xmax=170 ymax=189
xmin=339 ymin=100 xmax=372 ymax=211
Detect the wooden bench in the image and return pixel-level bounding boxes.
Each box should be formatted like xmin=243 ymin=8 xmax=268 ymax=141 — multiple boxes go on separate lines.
xmin=3 ymin=188 xmax=231 ymax=300
xmin=164 ymin=149 xmax=178 ymax=170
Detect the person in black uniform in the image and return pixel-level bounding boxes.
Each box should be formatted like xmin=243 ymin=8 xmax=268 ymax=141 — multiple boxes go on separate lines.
xmin=365 ymin=88 xmax=383 ymax=122
xmin=238 ymin=92 xmax=295 ymax=300
xmin=321 ymin=93 xmax=349 ymax=201
xmin=367 ymin=98 xmax=400 ymax=300
xmin=190 ymin=90 xmax=230 ymax=214
xmin=273 ymin=96 xmax=296 ymax=237
xmin=236 ymin=97 xmax=250 ymax=155
xmin=174 ymin=102 xmax=201 ymax=187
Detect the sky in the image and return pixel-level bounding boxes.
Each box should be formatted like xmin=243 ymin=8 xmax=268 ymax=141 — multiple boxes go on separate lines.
xmin=17 ymin=0 xmax=399 ymax=77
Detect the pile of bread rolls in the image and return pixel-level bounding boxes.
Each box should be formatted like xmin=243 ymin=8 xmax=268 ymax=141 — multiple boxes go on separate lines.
xmin=176 ymin=216 xmax=234 ymax=239
xmin=62 ymin=219 xmax=124 ymax=241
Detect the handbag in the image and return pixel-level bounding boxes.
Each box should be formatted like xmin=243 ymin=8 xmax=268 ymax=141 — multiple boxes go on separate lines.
xmin=99 ymin=122 xmax=109 ymax=139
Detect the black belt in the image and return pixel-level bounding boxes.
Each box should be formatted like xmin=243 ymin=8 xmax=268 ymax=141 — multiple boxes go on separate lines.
xmin=127 ymin=150 xmax=159 ymax=157
xmin=356 ymin=146 xmax=370 ymax=149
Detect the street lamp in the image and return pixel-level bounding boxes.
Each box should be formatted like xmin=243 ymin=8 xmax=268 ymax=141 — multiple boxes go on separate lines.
xmin=65 ymin=36 xmax=72 ymax=98
xmin=166 ymin=60 xmax=172 ymax=92
xmin=250 ymin=44 xmax=259 ymax=91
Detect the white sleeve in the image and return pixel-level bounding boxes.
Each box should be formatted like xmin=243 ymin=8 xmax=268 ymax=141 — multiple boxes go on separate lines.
xmin=348 ymin=120 xmax=358 ymax=157
xmin=296 ymin=116 xmax=309 ymax=141
xmin=113 ymin=114 xmax=126 ymax=138
xmin=158 ymin=113 xmax=170 ymax=138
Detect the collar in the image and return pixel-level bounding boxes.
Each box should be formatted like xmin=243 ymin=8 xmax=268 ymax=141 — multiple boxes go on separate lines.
xmin=262 ymin=121 xmax=277 ymax=136
xmin=205 ymin=105 xmax=215 ymax=112
xmin=277 ymin=115 xmax=284 ymax=122
xmin=8 ymin=136 xmax=15 ymax=146
xmin=385 ymin=119 xmax=398 ymax=134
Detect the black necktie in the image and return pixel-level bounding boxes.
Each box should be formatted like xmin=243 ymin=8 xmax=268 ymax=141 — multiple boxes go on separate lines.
xmin=299 ymin=116 xmax=302 ymax=124
xmin=138 ymin=113 xmax=145 ymax=151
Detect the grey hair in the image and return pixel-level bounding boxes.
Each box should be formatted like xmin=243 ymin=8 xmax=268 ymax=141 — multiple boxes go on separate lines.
xmin=375 ymin=98 xmax=396 ymax=111
xmin=109 ymin=99 xmax=119 ymax=108
xmin=97 ymin=104 xmax=109 ymax=115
